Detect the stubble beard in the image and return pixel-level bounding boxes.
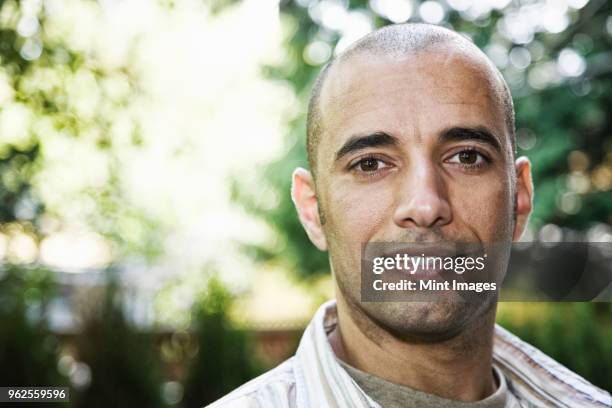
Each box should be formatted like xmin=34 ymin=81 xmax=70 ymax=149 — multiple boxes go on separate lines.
xmin=335 ymin=268 xmax=498 ymax=345
xmin=329 ymin=230 xmax=501 ymax=344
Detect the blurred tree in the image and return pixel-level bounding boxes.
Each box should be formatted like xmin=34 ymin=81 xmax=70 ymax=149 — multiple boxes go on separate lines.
xmin=71 ymin=270 xmax=165 ymax=408
xmin=0 ymin=0 xmax=163 ymax=260
xmin=0 ymin=264 xmax=65 ymax=387
xmin=183 ymin=276 xmax=261 ymax=407
xmin=0 ymin=0 xmax=267 ymax=405
xmin=0 ymin=0 xmax=168 ymax=402
xmin=0 ymin=143 xmax=42 ymax=224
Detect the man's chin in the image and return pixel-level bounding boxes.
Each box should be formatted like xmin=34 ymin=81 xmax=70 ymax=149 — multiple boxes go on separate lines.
xmin=355 ymin=298 xmax=493 ymax=343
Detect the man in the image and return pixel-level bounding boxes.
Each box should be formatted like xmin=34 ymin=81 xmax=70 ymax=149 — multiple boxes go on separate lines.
xmin=210 ymin=24 xmax=611 ymax=407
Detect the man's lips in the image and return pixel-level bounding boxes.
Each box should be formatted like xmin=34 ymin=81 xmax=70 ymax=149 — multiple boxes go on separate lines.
xmin=380 ymin=243 xmax=460 ymax=259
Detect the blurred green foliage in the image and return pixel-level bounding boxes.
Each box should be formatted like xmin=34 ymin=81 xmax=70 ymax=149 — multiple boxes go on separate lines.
xmin=0 ymin=0 xmax=170 ymax=396
xmin=71 ymin=272 xmax=165 ymax=408
xmin=0 ymin=143 xmax=42 ymax=224
xmin=0 ymin=264 xmax=64 ymax=387
xmin=0 ymin=265 xmax=259 ymax=406
xmin=183 ymin=276 xmax=261 ymax=407
xmin=0 ymin=0 xmax=164 ymax=262
xmin=0 ymin=0 xmax=259 ymax=405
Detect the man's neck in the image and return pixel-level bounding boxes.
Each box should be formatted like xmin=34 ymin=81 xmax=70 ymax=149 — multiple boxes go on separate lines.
xmin=329 ymin=294 xmax=498 ymax=402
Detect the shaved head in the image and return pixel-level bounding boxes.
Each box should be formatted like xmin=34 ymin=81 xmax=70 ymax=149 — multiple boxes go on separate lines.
xmin=306 ymin=23 xmax=515 ymax=176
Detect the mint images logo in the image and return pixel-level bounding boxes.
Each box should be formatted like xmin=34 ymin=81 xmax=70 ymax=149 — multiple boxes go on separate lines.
xmin=370 ymin=278 xmax=497 ymax=293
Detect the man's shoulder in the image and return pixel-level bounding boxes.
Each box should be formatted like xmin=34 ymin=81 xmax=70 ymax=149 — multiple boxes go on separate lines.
xmin=493 ymin=324 xmax=612 ymax=407
xmin=206 ymin=357 xmax=298 ymax=408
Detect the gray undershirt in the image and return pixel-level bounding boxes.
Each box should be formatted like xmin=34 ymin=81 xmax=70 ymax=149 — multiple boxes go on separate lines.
xmin=338 ymin=359 xmax=510 ymax=408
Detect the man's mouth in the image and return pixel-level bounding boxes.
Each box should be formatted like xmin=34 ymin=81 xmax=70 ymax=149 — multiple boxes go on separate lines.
xmin=381 ymin=242 xmax=461 ymax=259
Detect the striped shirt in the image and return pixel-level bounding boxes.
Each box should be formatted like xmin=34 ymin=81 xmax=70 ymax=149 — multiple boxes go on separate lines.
xmin=207 ymin=300 xmax=612 ymax=408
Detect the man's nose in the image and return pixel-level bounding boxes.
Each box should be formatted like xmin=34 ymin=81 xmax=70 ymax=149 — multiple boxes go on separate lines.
xmin=393 ymin=161 xmax=452 ymax=229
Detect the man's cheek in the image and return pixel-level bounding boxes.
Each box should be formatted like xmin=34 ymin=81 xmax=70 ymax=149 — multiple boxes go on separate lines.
xmin=331 ymin=188 xmax=390 ymax=239
xmin=453 ymin=182 xmax=512 ymax=241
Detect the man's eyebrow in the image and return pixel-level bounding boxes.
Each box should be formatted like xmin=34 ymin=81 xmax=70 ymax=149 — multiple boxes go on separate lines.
xmin=439 ymin=126 xmax=503 ymax=152
xmin=335 ymin=132 xmax=399 ymax=161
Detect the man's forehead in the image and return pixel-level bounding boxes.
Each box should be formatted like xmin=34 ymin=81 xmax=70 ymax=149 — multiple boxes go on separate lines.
xmin=316 ymin=47 xmax=507 ymax=153
xmin=321 ymin=47 xmax=498 ymax=112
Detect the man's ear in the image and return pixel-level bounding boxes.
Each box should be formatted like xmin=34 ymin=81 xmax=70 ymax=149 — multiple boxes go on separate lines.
xmin=291 ymin=167 xmax=328 ymax=251
xmin=513 ymin=156 xmax=534 ymax=241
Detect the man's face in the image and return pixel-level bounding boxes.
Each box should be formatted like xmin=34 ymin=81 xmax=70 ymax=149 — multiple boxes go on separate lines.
xmin=312 ymin=47 xmax=520 ymax=340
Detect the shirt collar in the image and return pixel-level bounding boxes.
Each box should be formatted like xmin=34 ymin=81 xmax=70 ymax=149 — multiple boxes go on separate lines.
xmin=294 ymin=299 xmax=380 ymax=408
xmin=294 ymin=299 xmax=512 ymax=408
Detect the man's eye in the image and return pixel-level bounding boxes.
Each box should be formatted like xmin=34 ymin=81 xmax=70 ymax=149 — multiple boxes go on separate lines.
xmin=447 ymin=149 xmax=488 ymax=167
xmin=355 ymin=157 xmax=389 ymax=173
